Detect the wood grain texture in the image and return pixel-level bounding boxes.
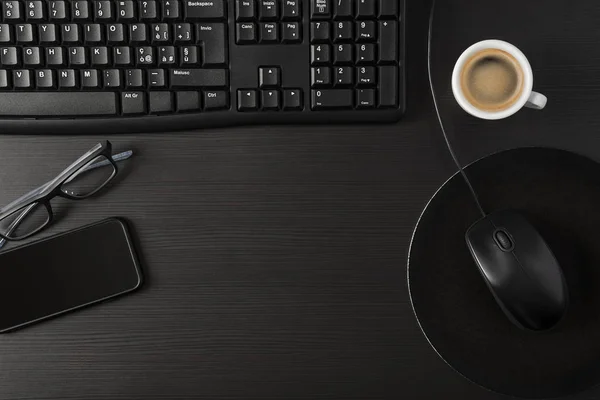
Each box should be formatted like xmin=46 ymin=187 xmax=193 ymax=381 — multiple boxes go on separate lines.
xmin=3 ymin=0 xmax=599 ymax=399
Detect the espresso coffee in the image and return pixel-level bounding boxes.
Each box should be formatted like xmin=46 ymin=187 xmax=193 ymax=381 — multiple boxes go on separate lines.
xmin=460 ymin=49 xmax=524 ymax=112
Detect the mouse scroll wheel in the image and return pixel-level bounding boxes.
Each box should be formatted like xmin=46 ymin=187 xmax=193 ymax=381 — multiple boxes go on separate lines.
xmin=494 ymin=230 xmax=514 ymax=251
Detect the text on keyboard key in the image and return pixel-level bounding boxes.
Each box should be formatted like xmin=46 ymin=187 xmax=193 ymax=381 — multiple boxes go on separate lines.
xmin=185 ymin=0 xmax=225 ymax=20
xmin=311 ymin=89 xmax=352 ymax=109
xmin=169 ymin=68 xmax=228 ymax=87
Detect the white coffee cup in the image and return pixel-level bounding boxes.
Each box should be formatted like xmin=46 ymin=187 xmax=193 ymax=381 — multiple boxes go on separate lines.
xmin=451 ymin=40 xmax=547 ymax=120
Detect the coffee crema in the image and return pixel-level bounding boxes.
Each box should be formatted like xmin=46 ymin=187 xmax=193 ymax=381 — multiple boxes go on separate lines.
xmin=460 ymin=49 xmax=525 ymax=113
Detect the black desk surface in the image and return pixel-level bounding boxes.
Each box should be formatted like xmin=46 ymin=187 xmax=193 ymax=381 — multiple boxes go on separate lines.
xmin=3 ymin=1 xmax=600 ymax=399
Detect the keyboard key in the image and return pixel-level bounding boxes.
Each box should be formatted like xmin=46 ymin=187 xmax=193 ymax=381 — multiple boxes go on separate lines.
xmin=378 ymin=65 xmax=397 ymax=107
xmin=197 ymin=23 xmax=227 ymax=65
xmin=357 ymin=21 xmax=376 ymax=41
xmin=23 ymin=47 xmax=41 ymax=65
xmin=259 ymin=67 xmax=280 ymax=87
xmin=0 ymin=70 xmax=8 ymax=88
xmin=282 ymin=0 xmax=300 ymax=19
xmin=159 ymin=46 xmax=176 ymax=65
xmin=136 ymin=46 xmax=154 ymax=65
xmin=3 ymin=1 xmax=22 ymax=21
xmin=170 ymin=68 xmax=228 ymax=87
xmin=84 ymin=24 xmax=103 ymax=43
xmin=149 ymin=92 xmax=173 ymax=113
xmin=356 ymin=43 xmax=375 ymax=64
xmin=117 ymin=1 xmax=136 ymax=20
xmin=185 ymin=0 xmax=225 ymax=19
xmin=310 ymin=21 xmax=329 ymax=42
xmin=334 ymin=66 xmax=353 ymax=85
xmin=204 ymin=90 xmax=228 ymax=110
xmin=357 ymin=0 xmax=376 ymax=18
xmin=356 ymin=88 xmax=375 ymax=108
xmin=334 ymin=44 xmax=353 ymax=64
xmin=357 ymin=66 xmax=376 ymax=85
xmin=238 ymin=89 xmax=258 ymax=111
xmin=334 ymin=0 xmax=352 ymax=18
xmin=311 ymin=89 xmax=352 ymax=109
xmin=0 ymin=47 xmax=18 ymax=65
xmin=125 ymin=69 xmax=143 ymax=87
xmin=379 ymin=0 xmax=398 ymax=17
xmin=175 ymin=23 xmax=193 ymax=42
xmin=107 ymin=24 xmax=125 ymax=43
xmin=282 ymin=22 xmax=301 ymax=43
xmin=13 ymin=70 xmax=32 ymax=88
xmin=46 ymin=47 xmax=64 ymax=65
xmin=121 ymin=91 xmax=146 ymax=114
xmin=260 ymin=23 xmax=278 ymax=43
xmin=72 ymin=1 xmax=90 ymax=20
xmin=163 ymin=0 xmax=180 ymax=19
xmin=68 ymin=46 xmax=87 ymax=65
xmin=180 ymin=46 xmax=198 ymax=65
xmin=16 ymin=24 xmax=34 ymax=43
xmin=152 ymin=23 xmax=170 ymax=43
xmin=0 ymin=92 xmax=116 ymax=116
xmin=0 ymin=25 xmax=11 ymax=43
xmin=311 ymin=44 xmax=330 ymax=64
xmin=379 ymin=21 xmax=397 ymax=62
xmin=26 ymin=1 xmax=45 ymax=20
xmin=103 ymin=69 xmax=121 ymax=88
xmin=177 ymin=91 xmax=201 ymax=112
xmin=310 ymin=0 xmax=330 ymax=19
xmin=283 ymin=89 xmax=302 ymax=110
xmin=35 ymin=69 xmax=54 ymax=88
xmin=39 ymin=24 xmax=58 ymax=43
xmin=129 ymin=24 xmax=147 ymax=43
xmin=81 ymin=69 xmax=99 ymax=87
xmin=114 ymin=47 xmax=131 ymax=65
xmin=259 ymin=0 xmax=278 ymax=20
xmin=236 ymin=0 xmax=255 ymax=20
xmin=49 ymin=1 xmax=67 ymax=20
xmin=236 ymin=22 xmax=256 ymax=44
xmin=58 ymin=69 xmax=77 ymax=88
xmin=62 ymin=24 xmax=80 ymax=43
xmin=311 ymin=66 xmax=330 ymax=86
xmin=91 ymin=46 xmax=109 ymax=65
xmin=140 ymin=1 xmax=157 ymax=20
xmin=148 ymin=69 xmax=165 ymax=87
xmin=333 ymin=21 xmax=353 ymax=42
xmin=94 ymin=1 xmax=112 ymax=20
xmin=261 ymin=90 xmax=279 ymax=110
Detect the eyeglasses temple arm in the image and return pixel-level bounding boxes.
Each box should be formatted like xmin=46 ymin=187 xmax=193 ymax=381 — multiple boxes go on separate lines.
xmin=0 ymin=203 xmax=39 ymax=250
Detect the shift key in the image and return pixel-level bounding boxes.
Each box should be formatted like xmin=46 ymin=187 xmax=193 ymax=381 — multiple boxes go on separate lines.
xmin=184 ymin=0 xmax=225 ymax=19
xmin=170 ymin=69 xmax=228 ymax=88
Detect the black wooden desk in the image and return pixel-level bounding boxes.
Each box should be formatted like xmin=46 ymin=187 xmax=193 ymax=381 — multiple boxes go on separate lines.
xmin=2 ymin=1 xmax=600 ymax=399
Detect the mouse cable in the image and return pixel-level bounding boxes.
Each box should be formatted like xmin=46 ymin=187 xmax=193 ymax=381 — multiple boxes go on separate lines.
xmin=427 ymin=0 xmax=487 ymax=218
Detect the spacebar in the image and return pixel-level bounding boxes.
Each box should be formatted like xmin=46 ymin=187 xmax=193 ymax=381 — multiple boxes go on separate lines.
xmin=0 ymin=92 xmax=117 ymax=117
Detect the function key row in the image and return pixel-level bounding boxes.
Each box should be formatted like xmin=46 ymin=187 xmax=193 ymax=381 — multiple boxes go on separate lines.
xmin=235 ymin=0 xmax=301 ymax=21
xmin=0 ymin=1 xmax=226 ymax=22
xmin=310 ymin=0 xmax=398 ymax=20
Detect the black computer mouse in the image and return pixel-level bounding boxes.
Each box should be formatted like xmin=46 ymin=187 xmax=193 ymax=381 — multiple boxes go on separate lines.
xmin=465 ymin=210 xmax=569 ymax=331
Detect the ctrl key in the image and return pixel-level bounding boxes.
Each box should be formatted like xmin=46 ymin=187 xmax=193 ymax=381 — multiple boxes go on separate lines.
xmin=121 ymin=92 xmax=146 ymax=115
xmin=204 ymin=90 xmax=229 ymax=110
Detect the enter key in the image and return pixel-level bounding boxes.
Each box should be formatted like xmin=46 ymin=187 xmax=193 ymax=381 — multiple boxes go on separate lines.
xmin=197 ymin=23 xmax=227 ymax=66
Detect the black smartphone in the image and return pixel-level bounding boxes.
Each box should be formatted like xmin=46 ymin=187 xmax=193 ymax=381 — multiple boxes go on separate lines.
xmin=0 ymin=218 xmax=142 ymax=333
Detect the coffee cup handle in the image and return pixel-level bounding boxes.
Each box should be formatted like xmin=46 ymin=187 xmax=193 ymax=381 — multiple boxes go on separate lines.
xmin=525 ymin=91 xmax=548 ymax=110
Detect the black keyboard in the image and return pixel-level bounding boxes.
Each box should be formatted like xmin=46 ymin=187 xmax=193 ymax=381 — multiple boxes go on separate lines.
xmin=0 ymin=0 xmax=404 ymax=133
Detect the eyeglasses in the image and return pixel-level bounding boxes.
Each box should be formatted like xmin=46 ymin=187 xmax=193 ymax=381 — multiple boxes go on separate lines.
xmin=0 ymin=141 xmax=132 ymax=250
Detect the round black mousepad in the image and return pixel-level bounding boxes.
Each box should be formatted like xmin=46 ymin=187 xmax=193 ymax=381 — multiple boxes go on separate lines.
xmin=408 ymin=147 xmax=600 ymax=399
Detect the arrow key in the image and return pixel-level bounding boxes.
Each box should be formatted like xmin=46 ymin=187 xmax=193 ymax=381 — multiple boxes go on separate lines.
xmin=261 ymin=90 xmax=280 ymax=110
xmin=238 ymin=89 xmax=258 ymax=111
xmin=284 ymin=89 xmax=303 ymax=110
xmin=259 ymin=66 xmax=280 ymax=88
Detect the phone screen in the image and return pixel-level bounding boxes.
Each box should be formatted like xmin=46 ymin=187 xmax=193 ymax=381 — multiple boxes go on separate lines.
xmin=0 ymin=218 xmax=142 ymax=333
